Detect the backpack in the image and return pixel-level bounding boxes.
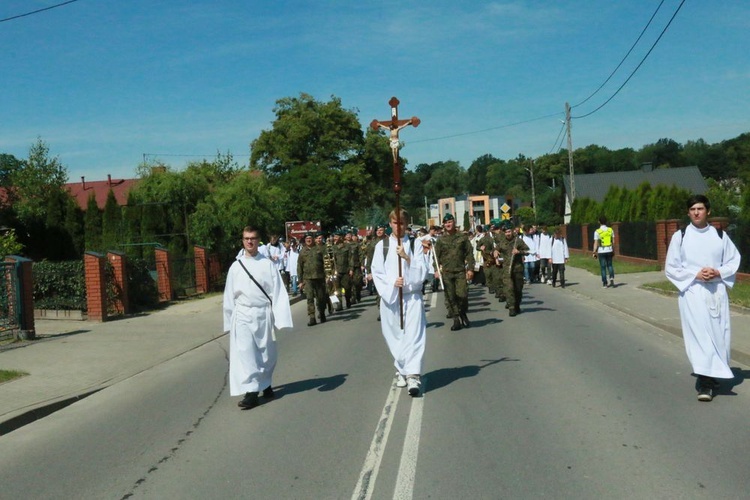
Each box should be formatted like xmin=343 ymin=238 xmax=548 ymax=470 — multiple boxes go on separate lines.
xmin=596 ymin=227 xmax=613 ymax=247
xmin=382 ymin=236 xmax=416 ymax=262
xmin=680 ymin=226 xmax=723 ymax=245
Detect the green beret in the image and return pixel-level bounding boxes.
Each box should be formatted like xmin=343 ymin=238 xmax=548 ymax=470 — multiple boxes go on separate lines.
xmin=443 ymin=213 xmax=454 ymax=222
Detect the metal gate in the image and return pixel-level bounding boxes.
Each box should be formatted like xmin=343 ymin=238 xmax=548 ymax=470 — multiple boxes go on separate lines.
xmin=0 ymin=261 xmax=20 ymax=341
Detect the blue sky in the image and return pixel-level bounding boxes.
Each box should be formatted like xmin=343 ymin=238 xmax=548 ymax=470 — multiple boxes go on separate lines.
xmin=1 ymin=1 xmax=748 ymax=182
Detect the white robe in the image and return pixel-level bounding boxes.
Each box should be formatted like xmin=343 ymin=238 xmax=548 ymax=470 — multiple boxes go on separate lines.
xmin=223 ymin=252 xmax=293 ymax=395
xmin=550 ymin=237 xmax=569 ymax=264
xmin=665 ymin=224 xmax=741 ymax=379
xmin=539 ymin=232 xmax=553 ymax=260
xmin=372 ymin=235 xmax=429 ymax=376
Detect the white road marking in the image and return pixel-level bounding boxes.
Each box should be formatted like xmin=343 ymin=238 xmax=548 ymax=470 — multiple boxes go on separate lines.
xmin=393 ymin=385 xmax=425 ymax=500
xmin=352 ymin=384 xmax=401 ymax=500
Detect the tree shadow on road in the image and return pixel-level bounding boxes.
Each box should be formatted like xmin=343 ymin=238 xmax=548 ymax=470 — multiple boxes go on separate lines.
xmin=424 ymin=357 xmax=518 ymax=393
xmin=273 ymin=374 xmax=348 ymax=399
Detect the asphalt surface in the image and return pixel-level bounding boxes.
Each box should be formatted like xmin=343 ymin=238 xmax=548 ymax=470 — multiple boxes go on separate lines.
xmin=1 ymin=266 xmax=749 ymax=436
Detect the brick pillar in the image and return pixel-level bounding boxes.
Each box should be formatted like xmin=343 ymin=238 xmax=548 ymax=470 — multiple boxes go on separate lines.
xmin=194 ymin=245 xmax=209 ymax=294
xmin=581 ymin=224 xmax=590 ymax=252
xmin=6 ymin=256 xmax=35 ymax=339
xmin=85 ymin=252 xmax=107 ymax=322
xmin=107 ymin=251 xmax=129 ymax=315
xmin=155 ymin=247 xmax=173 ymax=302
xmin=209 ymin=253 xmax=221 ymax=289
xmin=610 ymin=222 xmax=621 ymax=256
xmin=710 ymin=217 xmax=729 ymax=232
xmin=656 ymin=219 xmax=681 ymax=269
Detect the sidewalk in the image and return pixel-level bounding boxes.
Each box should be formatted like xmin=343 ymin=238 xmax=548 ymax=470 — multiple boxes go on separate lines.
xmin=2 ymin=273 xmax=749 ymax=435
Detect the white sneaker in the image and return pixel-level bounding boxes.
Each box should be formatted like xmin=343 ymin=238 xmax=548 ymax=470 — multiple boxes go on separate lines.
xmin=395 ymin=372 xmax=407 ymax=388
xmin=407 ymin=376 xmax=421 ymax=396
xmin=547 ymin=279 xmax=552 ymax=285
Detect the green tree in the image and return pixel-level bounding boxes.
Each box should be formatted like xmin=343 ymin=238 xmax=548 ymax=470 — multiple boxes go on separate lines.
xmin=64 ymin=195 xmax=84 ymax=257
xmin=10 ymin=138 xmax=68 ymax=223
xmin=102 ymin=190 xmax=122 ymax=251
xmin=84 ymin=193 xmax=102 ymax=252
xmin=0 ymin=228 xmax=23 ymax=258
xmin=190 ymin=171 xmax=288 ymax=262
xmin=122 ymin=192 xmax=143 ymax=259
xmin=250 ymin=93 xmax=379 ymax=227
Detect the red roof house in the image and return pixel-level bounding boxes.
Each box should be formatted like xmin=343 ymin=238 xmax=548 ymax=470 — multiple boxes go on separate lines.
xmin=66 ymin=175 xmax=140 ymax=210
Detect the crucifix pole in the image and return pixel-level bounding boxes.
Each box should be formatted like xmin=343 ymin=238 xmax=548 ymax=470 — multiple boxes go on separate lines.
xmin=371 ymin=96 xmax=420 ymax=329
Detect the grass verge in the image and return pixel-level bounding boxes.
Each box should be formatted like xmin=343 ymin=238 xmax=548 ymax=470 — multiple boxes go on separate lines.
xmin=0 ymin=369 xmax=28 ymax=384
xmin=567 ymin=253 xmax=661 ymax=275
xmin=567 ymin=253 xmax=750 ymax=309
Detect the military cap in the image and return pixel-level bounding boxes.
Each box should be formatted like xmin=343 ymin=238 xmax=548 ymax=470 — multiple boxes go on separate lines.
xmin=443 ymin=213 xmax=454 ymax=222
xmin=350 ymin=227 xmax=359 ymax=235
xmin=304 ymin=231 xmax=315 ymax=238
xmin=501 ymin=221 xmax=514 ymax=231
xmin=377 ymin=223 xmax=388 ymax=229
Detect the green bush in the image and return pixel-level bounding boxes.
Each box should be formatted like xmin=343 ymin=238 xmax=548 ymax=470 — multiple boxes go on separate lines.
xmin=33 ymin=260 xmax=86 ymax=311
xmin=127 ymin=258 xmax=160 ymax=312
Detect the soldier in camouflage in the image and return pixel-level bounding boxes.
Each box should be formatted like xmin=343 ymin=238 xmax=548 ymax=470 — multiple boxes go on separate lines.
xmin=298 ymin=232 xmax=328 ymax=326
xmin=495 ymin=222 xmax=529 ymax=317
xmin=332 ymin=230 xmax=353 ymax=309
xmin=346 ymin=229 xmax=363 ymax=304
xmin=434 ymin=213 xmax=475 ymax=331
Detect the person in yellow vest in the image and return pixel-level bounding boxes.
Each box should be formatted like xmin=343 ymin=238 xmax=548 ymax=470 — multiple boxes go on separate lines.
xmin=592 ymin=216 xmax=615 ymax=288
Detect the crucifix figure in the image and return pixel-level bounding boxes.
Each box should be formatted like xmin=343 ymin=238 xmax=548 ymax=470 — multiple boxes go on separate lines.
xmin=370 ymin=97 xmax=421 ymax=164
xmin=370 ymin=97 xmax=421 ymax=329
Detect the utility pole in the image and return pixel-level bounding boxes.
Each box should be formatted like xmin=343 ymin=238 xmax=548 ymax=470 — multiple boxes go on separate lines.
xmin=424 ymin=196 xmax=429 ymax=227
xmin=565 ymin=102 xmax=575 ymax=203
xmin=529 ymin=158 xmax=537 ymax=218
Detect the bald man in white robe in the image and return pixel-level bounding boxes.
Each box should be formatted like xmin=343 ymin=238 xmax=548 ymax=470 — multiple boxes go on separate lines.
xmin=224 ymin=227 xmax=293 ymax=409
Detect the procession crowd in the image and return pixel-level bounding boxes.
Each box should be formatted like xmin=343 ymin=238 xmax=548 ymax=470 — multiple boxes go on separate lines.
xmin=222 ymin=195 xmax=741 ymax=409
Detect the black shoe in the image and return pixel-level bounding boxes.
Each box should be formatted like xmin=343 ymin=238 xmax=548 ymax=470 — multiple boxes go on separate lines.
xmin=509 ymin=310 xmax=517 ymax=317
xmin=450 ymin=318 xmax=462 ymax=331
xmin=505 ymin=303 xmax=510 ymax=309
xmin=446 ymin=312 xmax=454 ymax=319
xmin=376 ymin=314 xmax=381 ymax=321
xmin=262 ymin=387 xmax=275 ymax=399
xmin=308 ymin=317 xmax=317 ymax=326
xmin=697 ymin=376 xmax=717 ymax=402
xmin=460 ymin=312 xmax=471 ymax=328
xmin=238 ymin=392 xmax=259 ymax=409
xmin=498 ymin=296 xmax=506 ymax=302
xmin=514 ymin=306 xmax=521 ymax=314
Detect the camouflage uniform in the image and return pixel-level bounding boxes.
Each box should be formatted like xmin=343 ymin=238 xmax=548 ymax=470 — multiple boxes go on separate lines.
xmin=347 ymin=231 xmax=363 ymax=303
xmin=478 ymin=230 xmax=501 ymax=300
xmin=332 ymin=235 xmax=353 ymax=308
xmin=434 ymin=217 xmax=475 ymax=330
xmin=298 ymin=236 xmax=327 ymax=325
xmin=495 ymin=227 xmax=529 ymax=317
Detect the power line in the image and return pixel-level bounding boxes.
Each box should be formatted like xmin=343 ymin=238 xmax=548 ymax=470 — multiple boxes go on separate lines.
xmin=571 ymin=0 xmax=667 ymax=109
xmin=572 ymin=0 xmax=687 ymax=120
xmin=549 ymin=121 xmax=567 ymax=154
xmin=0 ymin=0 xmax=80 ymax=23
xmin=408 ymin=111 xmax=563 ymax=145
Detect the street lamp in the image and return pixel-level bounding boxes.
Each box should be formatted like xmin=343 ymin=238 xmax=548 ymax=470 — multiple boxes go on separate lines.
xmin=525 ymin=159 xmax=537 ymax=218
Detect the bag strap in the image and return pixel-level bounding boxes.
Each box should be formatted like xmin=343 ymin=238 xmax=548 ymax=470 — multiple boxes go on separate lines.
xmin=237 ymin=258 xmax=273 ymax=305
xmin=382 ymin=236 xmax=415 ymax=262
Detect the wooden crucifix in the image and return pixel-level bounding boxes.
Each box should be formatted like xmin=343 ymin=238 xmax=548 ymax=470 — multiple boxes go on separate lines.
xmin=370 ymin=97 xmax=420 ymax=329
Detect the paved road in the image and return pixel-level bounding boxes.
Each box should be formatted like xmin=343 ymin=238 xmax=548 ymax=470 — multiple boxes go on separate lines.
xmin=1 ymin=271 xmax=749 ymax=498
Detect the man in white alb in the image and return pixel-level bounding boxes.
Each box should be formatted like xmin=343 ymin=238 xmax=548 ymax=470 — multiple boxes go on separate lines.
xmin=224 ymin=226 xmax=293 ymax=410
xmin=665 ymin=195 xmax=741 ymax=402
xmin=372 ymin=209 xmax=431 ymax=397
